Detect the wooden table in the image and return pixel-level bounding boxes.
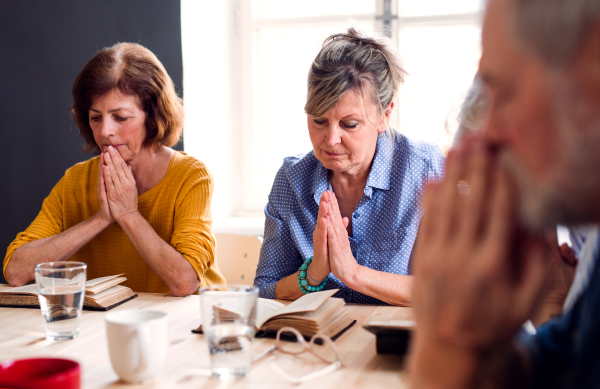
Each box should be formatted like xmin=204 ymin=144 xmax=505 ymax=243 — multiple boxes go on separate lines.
xmin=0 ymin=293 xmax=413 ymax=388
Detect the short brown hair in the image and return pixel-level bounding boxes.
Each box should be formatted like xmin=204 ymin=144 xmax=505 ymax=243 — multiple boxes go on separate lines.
xmin=71 ymin=42 xmax=184 ymax=153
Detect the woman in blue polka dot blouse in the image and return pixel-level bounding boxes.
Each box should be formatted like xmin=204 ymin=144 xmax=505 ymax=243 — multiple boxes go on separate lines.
xmin=253 ymin=27 xmax=445 ymax=305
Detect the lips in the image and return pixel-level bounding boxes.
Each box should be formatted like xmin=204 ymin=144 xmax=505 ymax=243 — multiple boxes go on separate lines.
xmin=324 ymin=151 xmax=344 ymax=157
xmin=103 ymin=144 xmax=121 ymax=152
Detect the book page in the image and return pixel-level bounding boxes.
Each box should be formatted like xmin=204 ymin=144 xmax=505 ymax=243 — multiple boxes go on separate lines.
xmin=0 ymin=283 xmax=39 ymax=295
xmin=86 ymin=276 xmax=126 ymax=294
xmin=255 ymin=298 xmax=285 ymax=329
xmin=88 ymin=285 xmax=129 ymax=300
xmin=85 ymin=274 xmax=124 ymax=287
xmin=256 ymin=289 xmax=338 ymax=329
xmin=277 ymin=297 xmax=344 ymax=322
xmin=0 ymin=274 xmax=124 ymax=297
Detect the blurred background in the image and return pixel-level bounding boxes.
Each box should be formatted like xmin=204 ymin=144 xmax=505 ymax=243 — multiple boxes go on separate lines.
xmin=0 ymin=0 xmax=483 ymax=284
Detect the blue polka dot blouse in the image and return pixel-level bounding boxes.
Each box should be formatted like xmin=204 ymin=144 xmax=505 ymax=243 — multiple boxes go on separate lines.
xmin=253 ymin=131 xmax=445 ymax=304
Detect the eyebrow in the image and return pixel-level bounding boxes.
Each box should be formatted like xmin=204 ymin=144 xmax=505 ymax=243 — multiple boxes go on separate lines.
xmin=313 ymin=114 xmax=364 ymax=120
xmin=88 ymin=108 xmax=131 ymax=114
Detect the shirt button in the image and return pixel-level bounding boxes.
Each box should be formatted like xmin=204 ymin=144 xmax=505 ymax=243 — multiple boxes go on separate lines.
xmin=353 ymin=213 xmax=359 ymax=219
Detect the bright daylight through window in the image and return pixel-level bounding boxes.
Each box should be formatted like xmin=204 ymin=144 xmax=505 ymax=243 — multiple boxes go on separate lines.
xmin=182 ymin=0 xmax=483 ymax=233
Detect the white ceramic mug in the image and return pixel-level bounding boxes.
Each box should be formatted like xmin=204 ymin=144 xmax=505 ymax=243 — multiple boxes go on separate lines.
xmin=105 ymin=310 xmax=168 ymax=383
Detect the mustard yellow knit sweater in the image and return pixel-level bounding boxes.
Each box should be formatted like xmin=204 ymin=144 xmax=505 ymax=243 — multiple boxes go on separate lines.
xmin=3 ymin=151 xmax=225 ymax=293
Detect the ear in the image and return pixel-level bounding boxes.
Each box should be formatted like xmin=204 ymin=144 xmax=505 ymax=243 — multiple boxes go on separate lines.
xmin=379 ymin=101 xmax=395 ymax=133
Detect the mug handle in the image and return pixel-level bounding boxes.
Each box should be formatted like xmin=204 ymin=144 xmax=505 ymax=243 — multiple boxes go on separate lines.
xmin=133 ymin=324 xmax=152 ymax=374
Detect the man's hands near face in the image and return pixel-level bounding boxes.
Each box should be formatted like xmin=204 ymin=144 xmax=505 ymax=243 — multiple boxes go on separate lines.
xmin=529 ymin=231 xmax=577 ymax=325
xmin=411 ymin=138 xmax=548 ymax=355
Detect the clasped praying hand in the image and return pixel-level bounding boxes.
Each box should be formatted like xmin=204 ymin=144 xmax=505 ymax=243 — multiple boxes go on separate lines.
xmin=97 ymin=146 xmax=139 ymax=225
xmin=310 ymin=191 xmax=360 ymax=286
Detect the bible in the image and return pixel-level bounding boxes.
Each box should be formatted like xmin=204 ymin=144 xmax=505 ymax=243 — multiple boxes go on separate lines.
xmin=194 ymin=289 xmax=356 ymax=340
xmin=0 ymin=274 xmax=137 ymax=311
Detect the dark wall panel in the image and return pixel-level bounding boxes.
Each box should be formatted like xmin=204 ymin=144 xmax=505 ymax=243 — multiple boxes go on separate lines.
xmin=0 ymin=0 xmax=183 ymax=283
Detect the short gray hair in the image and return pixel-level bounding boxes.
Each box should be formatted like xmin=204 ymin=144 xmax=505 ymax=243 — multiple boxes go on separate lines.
xmin=454 ymin=76 xmax=490 ymax=143
xmin=509 ymin=0 xmax=600 ymax=66
xmin=304 ymin=27 xmax=407 ymax=120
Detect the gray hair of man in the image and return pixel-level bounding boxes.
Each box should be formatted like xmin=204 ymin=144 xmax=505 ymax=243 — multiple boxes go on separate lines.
xmin=453 ymin=76 xmax=490 ymax=144
xmin=508 ymin=0 xmax=600 ymax=67
xmin=304 ymin=27 xmax=407 ymax=133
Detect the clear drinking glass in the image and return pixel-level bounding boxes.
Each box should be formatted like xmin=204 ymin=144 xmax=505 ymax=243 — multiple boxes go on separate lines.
xmin=35 ymin=262 xmax=87 ymax=340
xmin=200 ymin=284 xmax=258 ymax=380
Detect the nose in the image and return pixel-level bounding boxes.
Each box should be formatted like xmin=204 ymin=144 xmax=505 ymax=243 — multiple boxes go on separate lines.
xmin=324 ymin=123 xmax=342 ymax=147
xmin=96 ymin=116 xmax=116 ymax=139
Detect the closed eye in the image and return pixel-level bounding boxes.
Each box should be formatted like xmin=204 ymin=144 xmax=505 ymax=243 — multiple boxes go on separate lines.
xmin=313 ymin=118 xmax=326 ymax=126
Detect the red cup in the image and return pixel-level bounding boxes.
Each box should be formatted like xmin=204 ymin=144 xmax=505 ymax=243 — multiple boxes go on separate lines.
xmin=0 ymin=358 xmax=80 ymax=389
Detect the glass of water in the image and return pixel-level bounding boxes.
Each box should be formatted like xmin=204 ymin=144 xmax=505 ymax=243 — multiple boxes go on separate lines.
xmin=35 ymin=262 xmax=87 ymax=341
xmin=200 ymin=284 xmax=258 ymax=380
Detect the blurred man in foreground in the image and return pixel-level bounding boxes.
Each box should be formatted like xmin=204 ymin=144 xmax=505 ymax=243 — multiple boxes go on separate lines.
xmin=409 ymin=0 xmax=600 ymax=387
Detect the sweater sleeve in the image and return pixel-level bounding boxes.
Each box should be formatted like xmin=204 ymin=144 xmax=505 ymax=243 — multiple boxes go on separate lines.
xmin=3 ymin=176 xmax=65 ymax=280
xmin=169 ymin=163 xmax=218 ymax=285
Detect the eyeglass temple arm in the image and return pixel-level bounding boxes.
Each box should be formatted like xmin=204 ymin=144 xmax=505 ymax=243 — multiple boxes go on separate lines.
xmin=271 ymin=360 xmax=342 ymax=384
xmin=252 ymin=345 xmax=276 ymax=364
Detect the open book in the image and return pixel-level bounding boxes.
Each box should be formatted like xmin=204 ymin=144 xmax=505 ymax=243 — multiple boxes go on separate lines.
xmin=194 ymin=289 xmax=356 ymax=339
xmin=0 ymin=274 xmax=137 ymax=311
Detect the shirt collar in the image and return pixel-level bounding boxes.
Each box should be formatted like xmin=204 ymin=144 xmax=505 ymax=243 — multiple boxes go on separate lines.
xmin=366 ymin=132 xmax=393 ymax=192
xmin=311 ymin=159 xmax=331 ymax=206
xmin=310 ymin=132 xmax=393 ymax=205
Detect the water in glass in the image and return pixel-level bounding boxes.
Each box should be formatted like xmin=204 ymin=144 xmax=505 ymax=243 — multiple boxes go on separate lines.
xmin=206 ymin=323 xmax=254 ymax=379
xmin=38 ymin=285 xmax=84 ymax=340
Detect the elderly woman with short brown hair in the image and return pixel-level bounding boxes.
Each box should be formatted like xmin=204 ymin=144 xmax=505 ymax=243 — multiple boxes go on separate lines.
xmin=254 ymin=28 xmax=445 ymax=305
xmin=3 ymin=42 xmax=225 ymax=296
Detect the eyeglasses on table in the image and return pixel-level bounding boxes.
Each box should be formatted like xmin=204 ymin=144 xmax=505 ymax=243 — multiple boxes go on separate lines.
xmin=252 ymin=326 xmax=342 ymax=384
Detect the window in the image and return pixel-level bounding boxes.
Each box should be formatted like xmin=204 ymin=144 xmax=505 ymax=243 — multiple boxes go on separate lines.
xmin=396 ymin=0 xmax=482 ymax=150
xmin=182 ymin=0 xmax=483 ymax=233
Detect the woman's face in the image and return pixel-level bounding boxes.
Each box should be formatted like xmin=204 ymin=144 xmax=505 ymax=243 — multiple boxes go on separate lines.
xmin=308 ymin=88 xmax=388 ymax=175
xmin=89 ymin=89 xmax=146 ymax=163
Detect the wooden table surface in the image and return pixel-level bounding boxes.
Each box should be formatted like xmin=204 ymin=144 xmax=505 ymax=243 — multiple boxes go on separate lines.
xmin=0 ymin=293 xmax=413 ymax=388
